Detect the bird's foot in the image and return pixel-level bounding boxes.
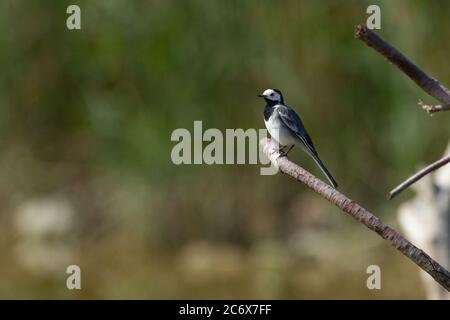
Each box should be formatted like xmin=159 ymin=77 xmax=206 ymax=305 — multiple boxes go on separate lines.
xmin=278 ymin=149 xmax=288 ymax=157
xmin=278 ymin=145 xmax=293 ymax=158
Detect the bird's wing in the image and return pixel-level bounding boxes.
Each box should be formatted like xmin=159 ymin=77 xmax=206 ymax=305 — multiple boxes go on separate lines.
xmin=276 ymin=105 xmax=317 ymax=156
xmin=276 ymin=105 xmax=338 ymax=188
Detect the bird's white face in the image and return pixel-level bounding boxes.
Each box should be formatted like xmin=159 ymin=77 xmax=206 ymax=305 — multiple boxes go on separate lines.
xmin=261 ymin=89 xmax=282 ymax=103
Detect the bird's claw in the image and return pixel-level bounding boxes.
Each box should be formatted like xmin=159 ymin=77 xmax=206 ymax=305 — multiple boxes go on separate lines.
xmin=278 ymin=150 xmax=288 ymax=158
xmin=277 ymin=145 xmax=293 ymax=158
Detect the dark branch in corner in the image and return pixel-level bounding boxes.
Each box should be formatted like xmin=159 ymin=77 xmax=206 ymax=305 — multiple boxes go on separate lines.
xmin=388 ymin=154 xmax=450 ymax=200
xmin=261 ymin=138 xmax=450 ymax=292
xmin=356 ymin=24 xmax=450 ymax=196
xmin=355 ymin=24 xmax=450 ymax=114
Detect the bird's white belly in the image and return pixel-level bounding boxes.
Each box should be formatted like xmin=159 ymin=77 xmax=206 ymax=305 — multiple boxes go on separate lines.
xmin=264 ymin=116 xmax=297 ymax=147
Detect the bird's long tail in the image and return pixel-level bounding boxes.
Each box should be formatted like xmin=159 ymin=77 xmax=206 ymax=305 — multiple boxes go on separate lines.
xmin=295 ymin=134 xmax=338 ymax=188
xmin=309 ymin=153 xmax=338 ymax=188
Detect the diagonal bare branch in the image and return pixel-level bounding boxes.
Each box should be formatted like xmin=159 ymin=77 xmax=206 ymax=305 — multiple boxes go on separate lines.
xmin=388 ymin=154 xmax=450 ymax=200
xmin=261 ymin=137 xmax=450 ymax=292
xmin=355 ymin=24 xmax=450 ymax=114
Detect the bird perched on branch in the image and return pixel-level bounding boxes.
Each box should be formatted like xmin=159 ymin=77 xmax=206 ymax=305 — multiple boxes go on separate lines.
xmin=257 ymin=88 xmax=338 ymax=188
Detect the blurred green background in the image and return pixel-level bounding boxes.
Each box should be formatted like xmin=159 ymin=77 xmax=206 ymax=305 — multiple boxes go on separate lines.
xmin=0 ymin=0 xmax=449 ymax=299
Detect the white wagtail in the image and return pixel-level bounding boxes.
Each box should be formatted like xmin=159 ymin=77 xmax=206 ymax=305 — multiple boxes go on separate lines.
xmin=258 ymin=88 xmax=338 ymax=188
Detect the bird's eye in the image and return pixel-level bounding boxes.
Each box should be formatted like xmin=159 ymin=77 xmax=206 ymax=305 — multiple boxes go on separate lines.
xmin=270 ymin=93 xmax=274 ymax=96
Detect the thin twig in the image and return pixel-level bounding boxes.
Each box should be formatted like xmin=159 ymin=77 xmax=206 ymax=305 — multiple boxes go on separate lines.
xmin=355 ymin=24 xmax=450 ymax=114
xmin=261 ymin=137 xmax=450 ymax=292
xmin=388 ymin=154 xmax=450 ymax=200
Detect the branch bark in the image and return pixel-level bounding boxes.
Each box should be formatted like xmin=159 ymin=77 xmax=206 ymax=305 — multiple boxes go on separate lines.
xmin=355 ymin=24 xmax=450 ymax=114
xmin=388 ymin=154 xmax=450 ymax=200
xmin=261 ymin=137 xmax=450 ymax=292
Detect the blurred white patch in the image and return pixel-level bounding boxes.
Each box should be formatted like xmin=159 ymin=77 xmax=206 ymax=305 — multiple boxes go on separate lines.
xmin=434 ymin=143 xmax=450 ymax=190
xmin=397 ymin=142 xmax=450 ymax=300
xmin=178 ymin=242 xmax=243 ymax=283
xmin=13 ymin=196 xmax=76 ymax=276
xmin=15 ymin=198 xmax=74 ymax=237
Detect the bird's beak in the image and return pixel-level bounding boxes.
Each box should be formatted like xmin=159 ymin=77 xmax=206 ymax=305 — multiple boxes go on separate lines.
xmin=257 ymin=94 xmax=264 ymax=98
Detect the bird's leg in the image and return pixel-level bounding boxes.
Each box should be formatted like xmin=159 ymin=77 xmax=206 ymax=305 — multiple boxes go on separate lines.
xmin=278 ymin=145 xmax=287 ymax=155
xmin=285 ymin=145 xmax=294 ymax=154
xmin=278 ymin=145 xmax=294 ymax=157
